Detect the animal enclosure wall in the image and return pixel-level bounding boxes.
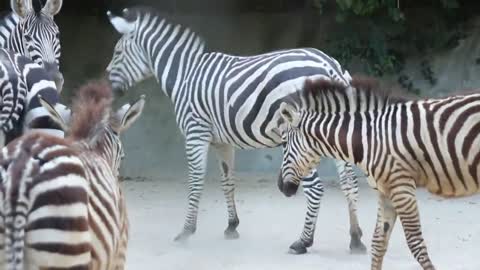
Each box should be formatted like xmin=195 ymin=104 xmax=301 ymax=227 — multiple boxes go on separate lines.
xmin=3 ymin=0 xmax=480 ymax=180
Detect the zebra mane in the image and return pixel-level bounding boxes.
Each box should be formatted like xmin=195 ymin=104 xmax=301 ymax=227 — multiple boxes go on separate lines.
xmin=302 ymin=75 xmax=413 ymax=112
xmin=123 ymin=5 xmax=205 ymax=44
xmin=69 ymin=80 xmax=113 ymax=141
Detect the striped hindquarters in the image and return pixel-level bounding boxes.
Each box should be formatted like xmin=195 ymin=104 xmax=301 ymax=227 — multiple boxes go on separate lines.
xmin=0 ymin=133 xmax=91 ymax=269
xmin=0 ymin=49 xmax=27 ymax=146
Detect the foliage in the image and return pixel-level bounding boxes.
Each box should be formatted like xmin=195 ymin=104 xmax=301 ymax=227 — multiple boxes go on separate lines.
xmin=311 ymin=0 xmax=466 ymax=94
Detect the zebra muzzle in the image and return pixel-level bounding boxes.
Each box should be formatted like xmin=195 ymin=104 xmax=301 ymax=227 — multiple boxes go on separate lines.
xmin=278 ymin=174 xmax=299 ymax=197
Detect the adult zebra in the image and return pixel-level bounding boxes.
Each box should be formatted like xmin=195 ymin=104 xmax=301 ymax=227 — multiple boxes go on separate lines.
xmin=277 ymin=77 xmax=480 ymax=270
xmin=0 ymin=81 xmax=145 ymax=269
xmin=0 ymin=12 xmax=19 ymax=47
xmin=106 ymin=7 xmax=366 ymax=254
xmin=0 ymin=48 xmax=66 ymax=147
xmin=0 ymin=0 xmax=64 ymax=91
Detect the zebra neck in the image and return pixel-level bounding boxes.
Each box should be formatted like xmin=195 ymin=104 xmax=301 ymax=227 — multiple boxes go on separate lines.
xmin=0 ymin=13 xmax=19 ymax=48
xmin=7 ymin=25 xmax=26 ymax=56
xmin=140 ymin=22 xmax=205 ymax=101
xmin=310 ymin=109 xmax=383 ymax=171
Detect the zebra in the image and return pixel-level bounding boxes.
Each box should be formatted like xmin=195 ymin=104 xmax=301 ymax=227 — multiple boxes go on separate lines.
xmin=0 ymin=47 xmax=67 ymax=148
xmin=0 ymin=12 xmax=19 ymax=47
xmin=277 ymin=76 xmax=480 ymax=270
xmin=106 ymin=6 xmax=366 ymax=254
xmin=1 ymin=0 xmax=64 ymax=92
xmin=0 ymin=80 xmax=145 ymax=269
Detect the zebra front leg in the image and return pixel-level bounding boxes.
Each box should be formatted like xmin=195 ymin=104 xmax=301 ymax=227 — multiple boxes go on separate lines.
xmin=387 ymin=180 xmax=436 ymax=270
xmin=371 ymin=193 xmax=397 ymax=270
xmin=289 ymin=169 xmax=324 ymax=254
xmin=335 ymin=160 xmax=367 ymax=253
xmin=213 ymin=144 xmax=240 ymax=239
xmin=174 ymin=135 xmax=211 ymax=242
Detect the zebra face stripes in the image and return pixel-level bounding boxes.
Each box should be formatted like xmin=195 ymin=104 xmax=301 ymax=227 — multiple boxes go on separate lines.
xmin=8 ymin=0 xmax=63 ymax=91
xmin=278 ymin=77 xmax=480 ymax=269
xmin=106 ymin=10 xmax=153 ymax=93
xmin=0 ymin=81 xmax=144 ymax=269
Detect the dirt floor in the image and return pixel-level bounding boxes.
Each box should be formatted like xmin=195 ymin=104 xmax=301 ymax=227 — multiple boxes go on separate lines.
xmin=122 ymin=174 xmax=480 ymax=270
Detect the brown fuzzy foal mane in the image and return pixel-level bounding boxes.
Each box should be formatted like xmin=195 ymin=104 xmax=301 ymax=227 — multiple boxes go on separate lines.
xmin=69 ymin=80 xmax=113 ymax=140
xmin=303 ymin=75 xmax=413 ymax=105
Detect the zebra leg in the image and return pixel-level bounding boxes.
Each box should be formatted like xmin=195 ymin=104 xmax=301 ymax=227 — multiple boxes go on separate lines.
xmin=212 ymin=144 xmax=240 ymax=239
xmin=371 ymin=193 xmax=397 ymax=270
xmin=335 ymin=160 xmax=367 ymax=253
xmin=388 ymin=181 xmax=436 ymax=270
xmin=289 ymin=169 xmax=324 ymax=254
xmin=174 ymin=135 xmax=211 ymax=242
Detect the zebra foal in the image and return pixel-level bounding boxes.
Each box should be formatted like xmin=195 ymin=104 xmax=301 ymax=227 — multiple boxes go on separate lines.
xmin=277 ymin=77 xmax=480 ymax=270
xmin=0 ymin=81 xmax=145 ymax=269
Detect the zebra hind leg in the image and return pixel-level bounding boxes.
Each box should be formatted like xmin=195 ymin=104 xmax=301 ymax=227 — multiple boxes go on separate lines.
xmin=389 ymin=180 xmax=435 ymax=270
xmin=289 ymin=169 xmax=324 ymax=254
xmin=336 ymin=160 xmax=367 ymax=253
xmin=174 ymin=136 xmax=211 ymax=242
xmin=370 ymin=193 xmax=397 ymax=270
xmin=213 ymin=144 xmax=240 ymax=239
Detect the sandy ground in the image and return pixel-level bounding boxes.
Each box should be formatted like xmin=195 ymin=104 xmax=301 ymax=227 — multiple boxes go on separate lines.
xmin=122 ymin=175 xmax=480 ymax=270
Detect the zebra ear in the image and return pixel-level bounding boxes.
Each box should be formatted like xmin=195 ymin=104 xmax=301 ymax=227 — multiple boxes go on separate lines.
xmin=279 ymin=102 xmax=300 ymax=127
xmin=107 ymin=10 xmax=135 ymax=34
xmin=113 ymin=95 xmax=145 ymax=133
xmin=42 ymin=0 xmax=63 ymax=16
xmin=38 ymin=95 xmax=68 ymax=131
xmin=11 ymin=0 xmax=32 ymax=18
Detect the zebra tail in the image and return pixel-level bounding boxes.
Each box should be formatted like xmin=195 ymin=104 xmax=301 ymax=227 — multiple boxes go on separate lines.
xmin=4 ymin=214 xmax=26 ymax=270
xmin=3 ymin=152 xmax=29 ymax=270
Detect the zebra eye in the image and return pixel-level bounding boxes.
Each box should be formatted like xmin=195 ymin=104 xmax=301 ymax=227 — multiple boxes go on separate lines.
xmin=24 ymin=35 xmax=32 ymax=42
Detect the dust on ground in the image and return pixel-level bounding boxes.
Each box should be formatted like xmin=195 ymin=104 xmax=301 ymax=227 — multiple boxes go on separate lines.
xmin=122 ymin=174 xmax=480 ymax=270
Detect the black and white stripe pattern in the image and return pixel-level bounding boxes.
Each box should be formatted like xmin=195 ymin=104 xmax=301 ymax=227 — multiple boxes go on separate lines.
xmin=106 ymin=6 xmax=366 ymax=254
xmin=0 ymin=48 xmax=65 ymax=147
xmin=0 ymin=81 xmax=144 ymax=269
xmin=3 ymin=0 xmax=64 ymax=91
xmin=0 ymin=12 xmax=19 ymax=48
xmin=278 ymin=77 xmax=480 ymax=270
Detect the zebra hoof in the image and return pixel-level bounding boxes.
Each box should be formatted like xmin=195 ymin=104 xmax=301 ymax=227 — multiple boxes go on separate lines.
xmin=288 ymin=240 xmax=309 ymax=255
xmin=349 ymin=237 xmax=367 ymax=254
xmin=224 ymin=229 xmax=240 ymax=240
xmin=174 ymin=230 xmax=194 ymax=242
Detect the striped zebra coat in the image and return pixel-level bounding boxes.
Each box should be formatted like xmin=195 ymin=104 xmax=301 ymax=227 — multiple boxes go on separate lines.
xmin=0 ymin=47 xmax=66 ymax=148
xmin=106 ymin=6 xmax=366 ymax=254
xmin=0 ymin=0 xmax=64 ymax=92
xmin=0 ymin=81 xmax=145 ymax=270
xmin=277 ymin=77 xmax=480 ymax=270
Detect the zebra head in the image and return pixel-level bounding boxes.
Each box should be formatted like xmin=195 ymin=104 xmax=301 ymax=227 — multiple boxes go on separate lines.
xmin=277 ymin=102 xmax=321 ymax=197
xmin=38 ymin=81 xmax=145 ymax=173
xmin=106 ymin=8 xmax=152 ymax=94
xmin=10 ymin=0 xmax=64 ymax=91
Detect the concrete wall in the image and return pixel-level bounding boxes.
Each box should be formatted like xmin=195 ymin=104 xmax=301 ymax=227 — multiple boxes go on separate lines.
xmin=58 ymin=12 xmax=480 ymax=180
